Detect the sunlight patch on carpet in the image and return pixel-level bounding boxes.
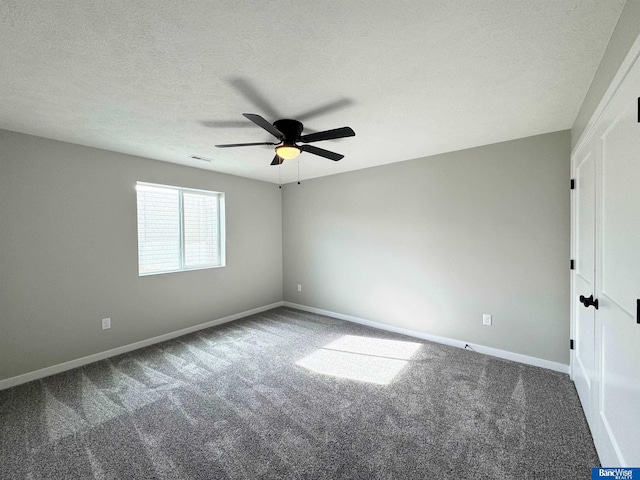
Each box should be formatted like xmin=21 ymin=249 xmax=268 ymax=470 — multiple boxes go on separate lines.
xmin=295 ymin=335 xmax=421 ymax=385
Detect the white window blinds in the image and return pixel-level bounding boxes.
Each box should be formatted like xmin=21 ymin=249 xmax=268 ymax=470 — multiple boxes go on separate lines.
xmin=136 ymin=183 xmax=225 ymax=275
xmin=183 ymin=192 xmax=219 ymax=268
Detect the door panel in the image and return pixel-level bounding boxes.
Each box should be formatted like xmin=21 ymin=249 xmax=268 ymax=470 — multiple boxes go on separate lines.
xmin=576 ymin=150 xmax=595 ymax=286
xmin=598 ymin=312 xmax=640 ymax=465
xmin=594 ymin=78 xmax=640 ymax=466
xmin=572 ymin=147 xmax=596 ymax=424
xmin=601 ymin=103 xmax=640 ymax=315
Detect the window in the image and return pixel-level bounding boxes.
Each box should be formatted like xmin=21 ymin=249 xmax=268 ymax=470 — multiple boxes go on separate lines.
xmin=136 ymin=182 xmax=225 ymax=275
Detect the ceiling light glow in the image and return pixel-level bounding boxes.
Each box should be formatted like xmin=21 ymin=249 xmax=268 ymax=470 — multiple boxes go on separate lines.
xmin=276 ymin=146 xmax=301 ymax=160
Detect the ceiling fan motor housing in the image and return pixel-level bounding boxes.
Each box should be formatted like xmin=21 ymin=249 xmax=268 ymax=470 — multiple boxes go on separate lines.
xmin=274 ymin=119 xmax=303 ymax=146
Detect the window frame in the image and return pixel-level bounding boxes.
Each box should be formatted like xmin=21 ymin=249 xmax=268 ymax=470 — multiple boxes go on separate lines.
xmin=136 ymin=181 xmax=226 ymax=276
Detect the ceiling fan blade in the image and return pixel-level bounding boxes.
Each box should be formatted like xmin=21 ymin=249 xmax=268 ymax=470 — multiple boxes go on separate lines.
xmin=299 ymin=126 xmax=355 ymax=143
xmin=242 ymin=113 xmax=283 ymax=139
xmin=215 ymin=142 xmax=277 ymax=148
xmin=299 ymin=144 xmax=344 ymax=161
xmin=270 ymin=155 xmax=283 ymax=166
xmin=200 ymin=120 xmax=256 ymax=128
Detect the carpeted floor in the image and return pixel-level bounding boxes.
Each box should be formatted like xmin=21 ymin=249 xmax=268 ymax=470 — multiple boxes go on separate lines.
xmin=1 ymin=307 xmax=598 ymax=479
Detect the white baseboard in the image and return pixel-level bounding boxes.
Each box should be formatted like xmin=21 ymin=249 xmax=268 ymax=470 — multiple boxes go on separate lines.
xmin=284 ymin=302 xmax=569 ymax=374
xmin=1 ymin=300 xmax=568 ymax=390
xmin=0 ymin=301 xmax=284 ymax=391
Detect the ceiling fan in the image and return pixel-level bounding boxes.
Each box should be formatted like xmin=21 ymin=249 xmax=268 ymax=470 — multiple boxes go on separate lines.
xmin=215 ymin=113 xmax=355 ymax=165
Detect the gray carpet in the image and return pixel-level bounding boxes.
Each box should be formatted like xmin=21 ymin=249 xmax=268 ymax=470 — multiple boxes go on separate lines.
xmin=1 ymin=307 xmax=598 ymax=479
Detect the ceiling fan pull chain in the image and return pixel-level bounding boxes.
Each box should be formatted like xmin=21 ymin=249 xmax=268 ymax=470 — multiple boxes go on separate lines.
xmin=297 ymin=158 xmax=301 ymax=185
xmin=279 ymin=164 xmax=282 ymax=189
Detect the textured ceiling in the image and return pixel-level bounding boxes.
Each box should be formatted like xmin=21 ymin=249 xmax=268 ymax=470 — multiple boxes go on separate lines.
xmin=0 ymin=1 xmax=625 ymax=184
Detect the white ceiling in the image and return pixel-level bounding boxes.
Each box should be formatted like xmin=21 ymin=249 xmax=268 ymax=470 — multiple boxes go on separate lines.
xmin=0 ymin=1 xmax=625 ymax=184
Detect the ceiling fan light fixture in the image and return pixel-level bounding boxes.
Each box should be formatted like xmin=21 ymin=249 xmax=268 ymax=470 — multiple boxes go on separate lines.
xmin=276 ymin=145 xmax=301 ymax=160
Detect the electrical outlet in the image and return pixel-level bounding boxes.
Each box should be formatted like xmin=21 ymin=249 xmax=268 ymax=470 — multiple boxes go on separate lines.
xmin=297 ymin=284 xmax=302 ymax=292
xmin=482 ymin=314 xmax=492 ymax=326
xmin=102 ymin=318 xmax=111 ymax=330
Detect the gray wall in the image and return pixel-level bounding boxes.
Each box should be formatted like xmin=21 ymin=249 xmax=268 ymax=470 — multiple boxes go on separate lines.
xmin=282 ymin=131 xmax=570 ymax=365
xmin=0 ymin=129 xmax=282 ymax=381
xmin=572 ymin=0 xmax=640 ymax=147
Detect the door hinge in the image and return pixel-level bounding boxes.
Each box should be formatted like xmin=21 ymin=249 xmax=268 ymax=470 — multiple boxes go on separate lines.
xmin=570 ymin=259 xmax=575 ymax=270
xmin=637 ymin=97 xmax=639 ymax=122
xmin=570 ymin=339 xmax=574 ymax=350
xmin=637 ymin=299 xmax=639 ymax=324
xmin=570 ymin=178 xmax=575 ymax=190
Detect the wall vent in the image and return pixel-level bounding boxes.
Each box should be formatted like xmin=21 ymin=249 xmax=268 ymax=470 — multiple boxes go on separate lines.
xmin=189 ymin=155 xmax=215 ymax=162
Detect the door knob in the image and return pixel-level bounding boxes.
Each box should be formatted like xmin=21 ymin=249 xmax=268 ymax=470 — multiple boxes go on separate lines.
xmin=579 ymin=294 xmax=599 ymax=310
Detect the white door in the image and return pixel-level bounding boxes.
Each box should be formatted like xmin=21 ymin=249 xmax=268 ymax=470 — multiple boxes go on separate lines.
xmin=571 ymin=142 xmax=597 ymax=427
xmin=591 ymin=58 xmax=640 ymax=466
